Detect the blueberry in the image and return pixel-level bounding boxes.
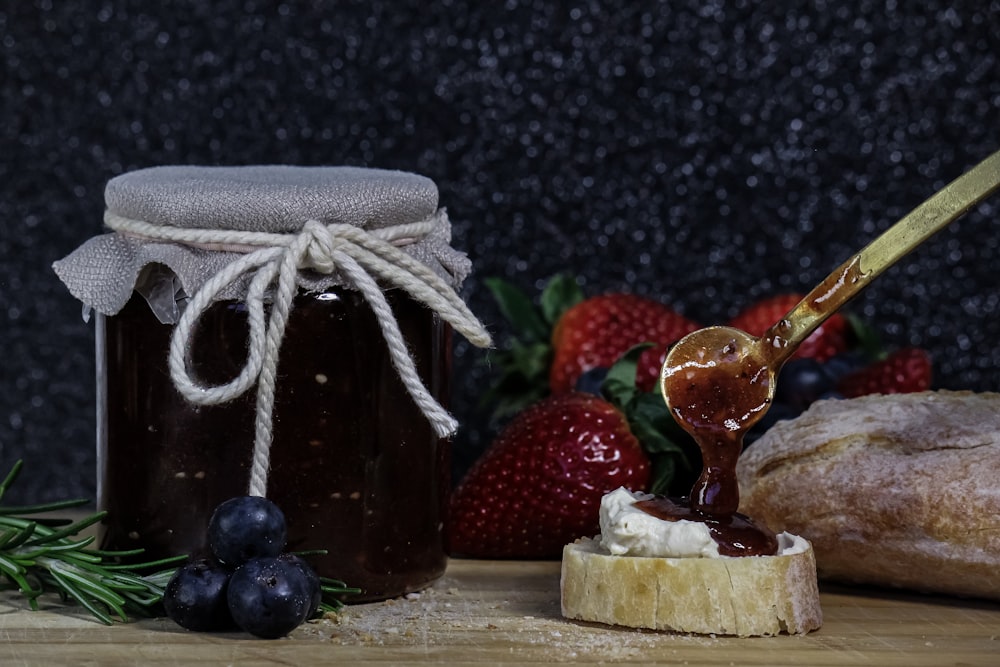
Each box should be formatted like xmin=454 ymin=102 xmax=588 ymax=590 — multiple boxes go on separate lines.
xmin=227 ymin=556 xmax=316 ymax=639
xmin=208 ymin=496 xmax=287 ymax=567
xmin=162 ymin=557 xmax=236 ymax=632
xmin=775 ymin=359 xmax=835 ymax=411
xmin=822 ymin=350 xmax=869 ymax=382
xmin=574 ymin=366 xmax=609 ymax=395
xmin=278 ymin=553 xmax=322 ymax=619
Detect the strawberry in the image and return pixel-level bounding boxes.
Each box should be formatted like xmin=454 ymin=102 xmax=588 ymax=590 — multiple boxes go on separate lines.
xmin=550 ymin=294 xmax=700 ymax=393
xmin=727 ymin=293 xmax=850 ymax=362
xmin=483 ymin=275 xmax=699 ymax=419
xmin=448 ymin=392 xmax=649 ymax=559
xmin=451 ymin=348 xmax=699 ymax=559
xmin=836 ymin=347 xmax=933 ymax=398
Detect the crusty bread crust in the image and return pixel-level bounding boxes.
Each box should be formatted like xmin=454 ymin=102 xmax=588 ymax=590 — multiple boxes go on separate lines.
xmin=737 ymin=390 xmax=1000 ymax=600
xmin=560 ymin=536 xmax=822 ymax=636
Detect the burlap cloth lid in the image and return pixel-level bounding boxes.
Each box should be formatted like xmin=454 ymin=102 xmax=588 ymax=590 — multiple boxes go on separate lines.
xmin=53 ymin=165 xmax=471 ymax=317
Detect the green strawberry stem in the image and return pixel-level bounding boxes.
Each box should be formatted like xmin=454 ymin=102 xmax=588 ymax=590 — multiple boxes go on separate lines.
xmin=845 ymin=313 xmax=888 ymax=362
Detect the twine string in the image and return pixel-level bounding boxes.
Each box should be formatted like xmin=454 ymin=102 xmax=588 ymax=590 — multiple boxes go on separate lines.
xmin=105 ymin=211 xmax=491 ymax=497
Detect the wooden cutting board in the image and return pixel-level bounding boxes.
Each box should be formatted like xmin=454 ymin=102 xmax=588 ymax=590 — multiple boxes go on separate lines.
xmin=1 ymin=558 xmax=998 ymax=666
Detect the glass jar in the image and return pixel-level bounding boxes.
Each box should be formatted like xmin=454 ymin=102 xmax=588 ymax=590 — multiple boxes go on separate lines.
xmin=97 ymin=285 xmax=451 ymax=601
xmin=55 ymin=165 xmax=488 ymax=602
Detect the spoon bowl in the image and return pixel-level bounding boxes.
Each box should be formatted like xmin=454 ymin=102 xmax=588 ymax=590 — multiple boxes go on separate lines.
xmin=660 ymin=326 xmax=775 ymax=438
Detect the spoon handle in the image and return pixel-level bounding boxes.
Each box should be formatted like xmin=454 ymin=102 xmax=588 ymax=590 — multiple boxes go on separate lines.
xmin=771 ymin=148 xmax=1000 ymax=363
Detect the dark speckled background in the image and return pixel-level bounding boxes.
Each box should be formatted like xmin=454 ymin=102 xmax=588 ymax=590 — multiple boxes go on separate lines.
xmin=1 ymin=1 xmax=998 ymax=503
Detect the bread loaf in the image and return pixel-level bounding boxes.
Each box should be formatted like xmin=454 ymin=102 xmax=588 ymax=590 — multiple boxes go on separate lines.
xmin=560 ymin=535 xmax=822 ymax=636
xmin=737 ymin=390 xmax=1000 ymax=600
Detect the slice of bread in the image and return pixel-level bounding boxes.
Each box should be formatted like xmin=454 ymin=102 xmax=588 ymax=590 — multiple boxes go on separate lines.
xmin=737 ymin=390 xmax=1000 ymax=600
xmin=560 ymin=534 xmax=822 ymax=636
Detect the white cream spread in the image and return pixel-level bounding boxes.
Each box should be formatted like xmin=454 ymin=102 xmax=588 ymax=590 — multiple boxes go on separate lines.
xmin=598 ymin=487 xmax=806 ymax=558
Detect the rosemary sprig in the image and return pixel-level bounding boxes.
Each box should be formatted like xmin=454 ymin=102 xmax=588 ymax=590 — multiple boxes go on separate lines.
xmin=0 ymin=460 xmax=186 ymax=624
xmin=0 ymin=461 xmax=358 ymax=624
xmin=317 ymin=577 xmax=360 ymax=613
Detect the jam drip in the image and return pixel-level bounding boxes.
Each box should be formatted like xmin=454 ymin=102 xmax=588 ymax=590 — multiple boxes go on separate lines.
xmin=634 ymin=496 xmax=778 ymax=557
xmin=667 ymin=352 xmax=770 ymax=516
xmin=651 ymin=332 xmax=779 ymax=556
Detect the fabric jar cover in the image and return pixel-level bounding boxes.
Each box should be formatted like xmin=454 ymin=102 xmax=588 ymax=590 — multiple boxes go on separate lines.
xmin=54 ymin=165 xmax=474 ymax=318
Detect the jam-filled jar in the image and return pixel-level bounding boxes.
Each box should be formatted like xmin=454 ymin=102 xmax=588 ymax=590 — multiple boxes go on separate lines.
xmin=54 ymin=166 xmax=490 ymax=601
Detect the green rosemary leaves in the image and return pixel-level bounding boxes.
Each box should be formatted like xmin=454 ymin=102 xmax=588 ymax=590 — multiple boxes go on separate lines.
xmin=0 ymin=460 xmax=184 ymax=625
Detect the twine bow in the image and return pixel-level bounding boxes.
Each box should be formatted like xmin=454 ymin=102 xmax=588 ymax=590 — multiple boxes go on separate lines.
xmin=105 ymin=211 xmax=492 ymax=497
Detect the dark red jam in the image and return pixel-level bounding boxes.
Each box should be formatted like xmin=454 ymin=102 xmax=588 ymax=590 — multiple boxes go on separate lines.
xmin=98 ymin=286 xmax=451 ymax=602
xmin=633 ymin=496 xmax=778 ymax=557
xmin=661 ymin=348 xmax=771 ymax=516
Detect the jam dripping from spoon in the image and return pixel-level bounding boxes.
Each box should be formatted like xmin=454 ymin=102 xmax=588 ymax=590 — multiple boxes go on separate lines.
xmin=647 ymin=149 xmax=1000 ymax=556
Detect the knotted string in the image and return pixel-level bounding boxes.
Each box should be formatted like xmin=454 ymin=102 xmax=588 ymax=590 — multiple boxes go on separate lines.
xmin=105 ymin=211 xmax=492 ymax=497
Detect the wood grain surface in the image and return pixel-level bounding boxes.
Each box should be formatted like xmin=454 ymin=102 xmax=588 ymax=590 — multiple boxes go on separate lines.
xmin=1 ymin=558 xmax=998 ymax=666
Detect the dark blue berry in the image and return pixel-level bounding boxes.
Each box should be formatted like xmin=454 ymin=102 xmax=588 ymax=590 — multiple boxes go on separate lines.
xmin=775 ymin=359 xmax=835 ymax=411
xmin=822 ymin=350 xmax=869 ymax=382
xmin=574 ymin=366 xmax=609 ymax=395
xmin=162 ymin=558 xmax=236 ymax=632
xmin=278 ymin=553 xmax=322 ymax=619
xmin=227 ymin=556 xmax=315 ymax=639
xmin=208 ymin=496 xmax=287 ymax=566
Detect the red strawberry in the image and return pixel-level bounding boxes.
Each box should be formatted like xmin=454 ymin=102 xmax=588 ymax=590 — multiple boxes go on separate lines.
xmin=728 ymin=293 xmax=850 ymax=362
xmin=550 ymin=294 xmax=700 ymax=393
xmin=448 ymin=392 xmax=651 ymax=559
xmin=483 ymin=276 xmax=699 ymax=420
xmin=836 ymin=347 xmax=933 ymax=398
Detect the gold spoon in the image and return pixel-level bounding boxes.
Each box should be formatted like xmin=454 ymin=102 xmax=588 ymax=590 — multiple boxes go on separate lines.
xmin=660 ymin=149 xmax=1000 ymax=515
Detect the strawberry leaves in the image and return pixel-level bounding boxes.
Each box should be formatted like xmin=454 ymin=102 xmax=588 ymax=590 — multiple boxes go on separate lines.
xmin=486 ymin=274 xmax=583 ymax=343
xmin=538 ymin=274 xmax=584 ymax=328
xmin=481 ymin=275 xmax=583 ymax=419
